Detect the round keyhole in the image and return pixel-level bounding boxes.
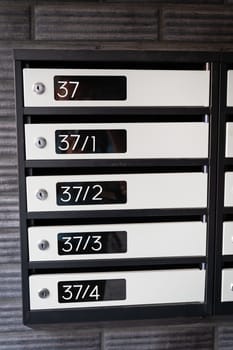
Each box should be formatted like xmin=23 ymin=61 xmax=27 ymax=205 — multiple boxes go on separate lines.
xmin=38 ymin=240 xmax=49 ymax=251
xmin=36 ymin=189 xmax=48 ymax=201
xmin=33 ymin=82 xmax=46 ymax=95
xmin=35 ymin=137 xmax=47 ymax=149
xmin=38 ymin=288 xmax=50 ymax=299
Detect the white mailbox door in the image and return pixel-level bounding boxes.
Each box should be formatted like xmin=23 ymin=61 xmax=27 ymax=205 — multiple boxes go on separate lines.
xmin=225 ymin=123 xmax=233 ymax=157
xmin=28 ymin=221 xmax=207 ymax=262
xmin=29 ymin=269 xmax=206 ymax=310
xmin=25 ymin=122 xmax=209 ymax=160
xmin=224 ymin=173 xmax=233 ymax=206
xmin=23 ymin=68 xmax=210 ymax=107
xmin=227 ymin=71 xmax=233 ymax=106
xmin=26 ymin=173 xmax=208 ymax=212
xmin=222 ymin=222 xmax=233 ymax=255
xmin=221 ymin=269 xmax=233 ymax=302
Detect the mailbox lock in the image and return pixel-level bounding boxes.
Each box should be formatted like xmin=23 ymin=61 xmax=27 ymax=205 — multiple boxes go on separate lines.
xmin=38 ymin=240 xmax=49 ymax=251
xmin=35 ymin=137 xmax=47 ymax=149
xmin=38 ymin=288 xmax=50 ymax=299
xmin=33 ymin=82 xmax=46 ymax=95
xmin=36 ymin=189 xmax=48 ymax=201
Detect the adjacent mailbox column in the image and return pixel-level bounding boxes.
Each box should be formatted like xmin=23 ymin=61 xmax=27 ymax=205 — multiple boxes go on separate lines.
xmin=15 ymin=51 xmax=216 ymax=324
xmin=215 ymin=57 xmax=233 ymax=314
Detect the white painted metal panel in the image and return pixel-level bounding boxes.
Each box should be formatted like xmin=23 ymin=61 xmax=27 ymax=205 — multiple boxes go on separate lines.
xmin=26 ymin=173 xmax=208 ymax=212
xmin=23 ymin=69 xmax=210 ymax=107
xmin=221 ymin=269 xmax=233 ymax=301
xmin=25 ymin=122 xmax=209 ymax=160
xmin=28 ymin=221 xmax=207 ymax=261
xmin=227 ymin=71 xmax=233 ymax=106
xmin=224 ymin=173 xmax=233 ymax=206
xmin=225 ymin=123 xmax=233 ymax=157
xmin=29 ymin=269 xmax=205 ymax=310
xmin=222 ymin=222 xmax=233 ymax=255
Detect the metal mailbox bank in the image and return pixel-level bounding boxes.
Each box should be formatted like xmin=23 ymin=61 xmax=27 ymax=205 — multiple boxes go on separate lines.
xmin=15 ymin=50 xmax=218 ymax=325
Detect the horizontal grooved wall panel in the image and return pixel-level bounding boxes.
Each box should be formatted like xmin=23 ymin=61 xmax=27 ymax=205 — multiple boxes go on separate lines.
xmin=0 ymin=222 xmax=19 ymax=229
xmin=0 ymin=197 xmax=19 ymax=204
xmin=162 ymin=8 xmax=233 ymax=42
xmin=0 ymin=302 xmax=24 ymax=333
xmin=1 ymin=121 xmax=20 ymax=242
xmin=217 ymin=327 xmax=233 ymax=349
xmin=0 ymin=243 xmax=20 ymax=263
xmin=0 ymin=331 xmax=101 ymax=350
xmin=0 ymin=149 xmax=16 ymax=157
xmin=35 ymin=4 xmax=158 ymax=41
xmin=0 ymin=50 xmax=13 ymax=79
xmin=0 ymin=157 xmax=18 ymax=165
xmin=0 ymin=80 xmax=15 ymax=116
xmin=0 ymin=209 xmax=19 ymax=218
xmin=0 ymin=179 xmax=18 ymax=193
xmin=0 ymin=200 xmax=19 ymax=227
xmin=0 ymin=266 xmax=21 ymax=298
xmin=0 ymin=6 xmax=30 ymax=40
xmin=104 ymin=327 xmax=214 ymax=350
xmin=0 ymin=124 xmax=17 ymax=146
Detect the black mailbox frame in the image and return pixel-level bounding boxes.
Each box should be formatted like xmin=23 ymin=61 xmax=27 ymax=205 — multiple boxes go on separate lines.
xmin=14 ymin=50 xmax=219 ymax=325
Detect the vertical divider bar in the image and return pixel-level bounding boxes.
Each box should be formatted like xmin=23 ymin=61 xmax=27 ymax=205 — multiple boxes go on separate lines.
xmin=204 ymin=58 xmax=219 ymax=315
xmin=15 ymin=59 xmax=31 ymax=324
xmin=214 ymin=60 xmax=227 ymax=314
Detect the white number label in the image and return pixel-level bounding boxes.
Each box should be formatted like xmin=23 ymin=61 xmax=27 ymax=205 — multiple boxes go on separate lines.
xmin=61 ymin=285 xmax=73 ymax=300
xmin=59 ymin=185 xmax=103 ymax=203
xmin=56 ymin=80 xmax=80 ymax=99
xmin=61 ymin=235 xmax=102 ymax=253
xmin=58 ymin=279 xmax=125 ymax=303
xmin=61 ymin=237 xmax=73 ymax=253
xmin=57 ymin=134 xmax=96 ymax=152
xmin=60 ymin=186 xmax=72 ymax=202
xmin=61 ymin=284 xmax=100 ymax=301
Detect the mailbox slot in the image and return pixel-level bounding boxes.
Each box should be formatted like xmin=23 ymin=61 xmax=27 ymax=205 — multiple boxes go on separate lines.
xmin=221 ymin=269 xmax=233 ymax=302
xmin=23 ymin=68 xmax=210 ymax=107
xmin=29 ymin=269 xmax=206 ymax=310
xmin=26 ymin=173 xmax=208 ymax=212
xmin=222 ymin=222 xmax=233 ymax=255
xmin=224 ymin=173 xmax=233 ymax=206
xmin=227 ymin=71 xmax=233 ymax=106
xmin=225 ymin=123 xmax=233 ymax=157
xmin=28 ymin=222 xmax=207 ymax=262
xmin=25 ymin=122 xmax=209 ymax=160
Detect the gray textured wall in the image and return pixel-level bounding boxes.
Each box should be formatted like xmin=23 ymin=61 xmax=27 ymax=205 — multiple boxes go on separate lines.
xmin=2 ymin=1 xmax=233 ymax=349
